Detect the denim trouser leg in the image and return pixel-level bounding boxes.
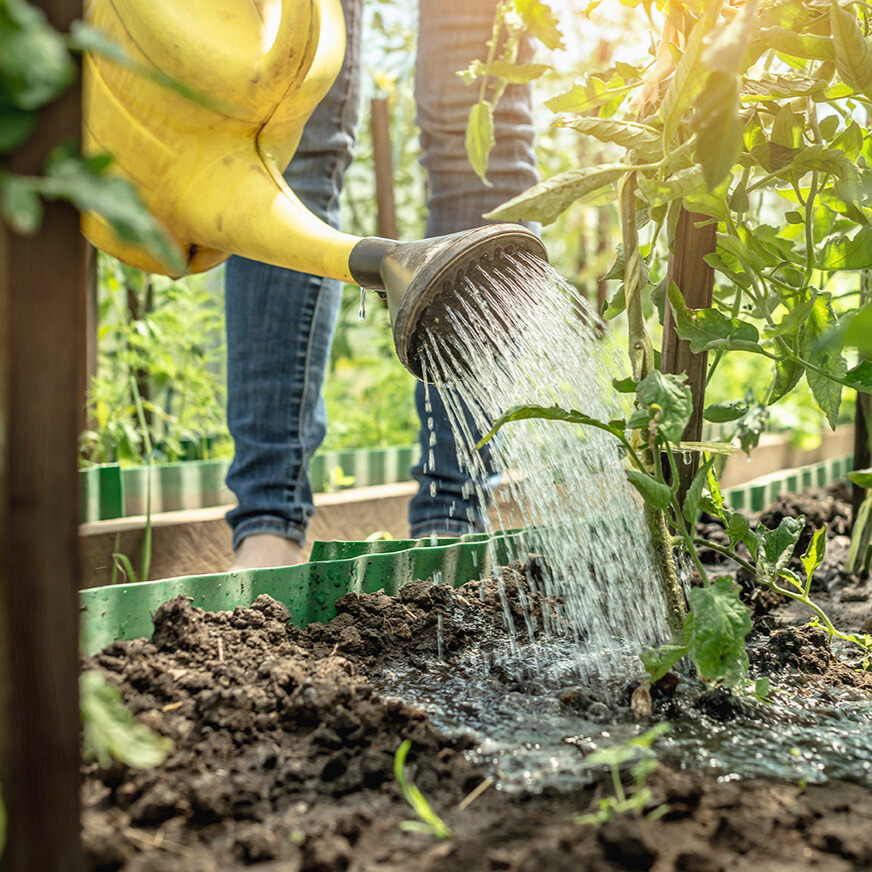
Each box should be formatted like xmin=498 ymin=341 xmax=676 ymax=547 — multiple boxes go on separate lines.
xmin=224 ymin=0 xmax=362 ymax=550
xmin=408 ymin=0 xmax=537 ymax=538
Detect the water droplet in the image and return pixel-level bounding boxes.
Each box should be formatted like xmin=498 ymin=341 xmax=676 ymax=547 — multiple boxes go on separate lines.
xmin=357 ymin=287 xmax=366 ymax=321
xmin=429 ymin=481 xmax=437 ymax=497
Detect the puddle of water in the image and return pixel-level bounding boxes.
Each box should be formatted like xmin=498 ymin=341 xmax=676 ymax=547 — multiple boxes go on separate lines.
xmin=375 ymin=641 xmax=872 ymax=792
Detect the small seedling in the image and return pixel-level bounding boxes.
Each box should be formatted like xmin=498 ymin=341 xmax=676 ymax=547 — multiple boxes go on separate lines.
xmin=393 ymin=739 xmax=452 ymax=840
xmin=575 ymin=722 xmax=670 ymax=827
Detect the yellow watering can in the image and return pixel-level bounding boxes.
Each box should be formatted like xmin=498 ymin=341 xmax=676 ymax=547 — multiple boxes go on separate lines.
xmin=82 ymin=0 xmax=545 ymax=378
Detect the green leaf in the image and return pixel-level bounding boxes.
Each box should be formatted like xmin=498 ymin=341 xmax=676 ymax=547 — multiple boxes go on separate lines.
xmin=394 ymin=740 xmax=452 ymax=839
xmin=702 ymin=0 xmax=758 ymax=74
xmin=555 ymin=116 xmax=660 ymax=150
xmin=667 ymin=281 xmax=760 ymax=354
xmin=612 ymin=376 xmax=638 ymax=393
xmin=0 ymin=172 xmax=43 ymax=234
xmin=545 ymin=78 xmax=633 ymax=114
xmin=641 ymin=644 xmax=688 ymax=682
xmin=757 ymin=516 xmax=805 ymax=583
xmin=637 ymin=167 xmax=706 ymax=208
xmin=686 ymin=577 xmax=752 ymax=686
xmin=692 ymin=72 xmax=742 ymax=190
xmin=848 ymin=467 xmax=872 ymax=489
xmin=484 ymin=60 xmax=551 ymax=83
xmin=831 ymin=121 xmax=864 ymax=162
xmin=80 ymin=670 xmax=173 ymax=769
xmin=465 ymin=100 xmax=495 ymax=186
xmin=660 ymin=18 xmax=709 ymax=140
xmin=483 ymin=165 xmax=626 ymax=225
xmin=771 ymin=105 xmax=803 ymax=150
xmin=800 ymin=295 xmax=846 ymax=428
xmin=36 ymin=147 xmax=186 ymax=274
xmin=819 ymin=226 xmax=872 ymax=270
xmin=684 ymin=456 xmax=715 ymax=525
xmin=700 ymin=463 xmax=725 ymax=520
xmin=845 ymin=360 xmax=872 ymax=392
xmin=800 ymin=525 xmax=827 ymax=589
xmin=843 ymin=310 xmax=872 ymax=355
xmin=0 ymin=0 xmax=76 ymax=110
xmin=726 ymin=511 xmax=752 ymax=549
xmin=515 ymin=0 xmax=565 ymax=50
xmin=626 ymin=469 xmax=674 ymax=510
xmin=830 ymin=1 xmax=872 ymax=99
xmin=636 ymin=370 xmax=692 ymax=443
xmin=782 ymin=146 xmax=855 ymax=180
xmin=755 ymin=27 xmax=836 ymax=61
xmin=769 ymin=355 xmax=804 ymax=404
xmin=0 ymin=107 xmax=37 ymax=153
xmin=476 ymin=404 xmax=626 ymax=449
xmin=703 ymin=400 xmax=748 ymax=423
xmin=754 ymin=676 xmax=772 ymax=703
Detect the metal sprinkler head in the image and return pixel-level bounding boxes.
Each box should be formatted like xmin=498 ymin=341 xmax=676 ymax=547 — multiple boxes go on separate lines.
xmin=348 ymin=224 xmax=548 ymax=381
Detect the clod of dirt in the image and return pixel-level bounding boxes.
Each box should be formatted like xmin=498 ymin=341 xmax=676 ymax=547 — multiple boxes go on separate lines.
xmin=751 ymin=625 xmax=872 ymax=691
xmin=597 ymin=816 xmax=658 ymax=869
xmin=300 ymin=565 xmax=552 ymax=672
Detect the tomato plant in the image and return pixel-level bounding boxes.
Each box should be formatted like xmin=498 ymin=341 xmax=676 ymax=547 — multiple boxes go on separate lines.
xmin=470 ymin=0 xmax=872 ymax=688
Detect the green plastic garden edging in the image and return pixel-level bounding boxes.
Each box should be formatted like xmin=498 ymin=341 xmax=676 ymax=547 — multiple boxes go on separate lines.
xmin=78 ymin=453 xmax=855 ymax=655
xmin=79 ymin=528 xmax=524 ymax=655
xmin=79 ymin=444 xmax=421 ymax=523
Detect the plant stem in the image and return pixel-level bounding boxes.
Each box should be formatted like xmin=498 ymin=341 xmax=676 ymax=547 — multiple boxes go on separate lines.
xmin=130 ymin=376 xmax=153 ymax=582
xmin=645 ymin=502 xmax=686 ymax=638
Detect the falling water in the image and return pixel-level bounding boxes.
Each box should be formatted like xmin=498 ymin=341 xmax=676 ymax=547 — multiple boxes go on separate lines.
xmin=418 ymin=252 xmax=670 ymax=685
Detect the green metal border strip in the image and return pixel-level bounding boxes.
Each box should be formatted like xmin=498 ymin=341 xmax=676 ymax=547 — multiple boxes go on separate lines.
xmin=79 ymin=528 xmax=527 ymax=655
xmin=722 ymin=454 xmax=853 ymax=512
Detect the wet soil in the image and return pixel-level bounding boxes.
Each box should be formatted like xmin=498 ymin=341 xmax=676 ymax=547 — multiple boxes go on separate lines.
xmin=82 ymin=488 xmax=872 ymax=871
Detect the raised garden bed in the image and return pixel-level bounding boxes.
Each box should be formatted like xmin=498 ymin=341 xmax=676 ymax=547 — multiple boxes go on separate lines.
xmin=79 ymin=445 xmax=421 ymax=523
xmin=80 ymin=484 xmax=872 ymax=871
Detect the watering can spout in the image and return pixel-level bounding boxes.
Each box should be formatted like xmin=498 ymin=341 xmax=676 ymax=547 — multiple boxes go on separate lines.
xmin=348 ymin=225 xmax=547 ymax=380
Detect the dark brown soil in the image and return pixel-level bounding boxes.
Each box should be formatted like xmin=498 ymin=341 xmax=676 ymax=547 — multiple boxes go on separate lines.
xmin=82 ymin=495 xmax=872 ymax=872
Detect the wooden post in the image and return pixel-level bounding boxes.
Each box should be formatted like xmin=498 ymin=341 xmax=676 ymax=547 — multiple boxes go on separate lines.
xmin=0 ymin=0 xmax=86 ymax=867
xmin=662 ymin=207 xmax=717 ymax=499
xmin=370 ymin=97 xmax=398 ymax=240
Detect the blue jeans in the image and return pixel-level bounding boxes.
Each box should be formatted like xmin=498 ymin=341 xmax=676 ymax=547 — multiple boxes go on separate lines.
xmin=225 ymin=0 xmax=537 ymax=549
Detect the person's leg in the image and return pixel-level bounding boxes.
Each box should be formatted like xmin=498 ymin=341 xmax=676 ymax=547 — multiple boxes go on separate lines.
xmin=225 ymin=0 xmax=363 ymax=567
xmin=409 ymin=0 xmax=537 ymax=538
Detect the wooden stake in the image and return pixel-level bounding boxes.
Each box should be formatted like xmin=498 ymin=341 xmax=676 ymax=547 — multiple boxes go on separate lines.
xmin=662 ymin=208 xmax=717 ymax=499
xmin=0 ymin=0 xmax=86 ymax=867
xmin=370 ymin=97 xmax=398 ymax=240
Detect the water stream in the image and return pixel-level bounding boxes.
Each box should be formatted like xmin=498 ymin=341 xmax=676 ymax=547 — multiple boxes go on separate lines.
xmin=417 ymin=252 xmax=669 ymax=685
